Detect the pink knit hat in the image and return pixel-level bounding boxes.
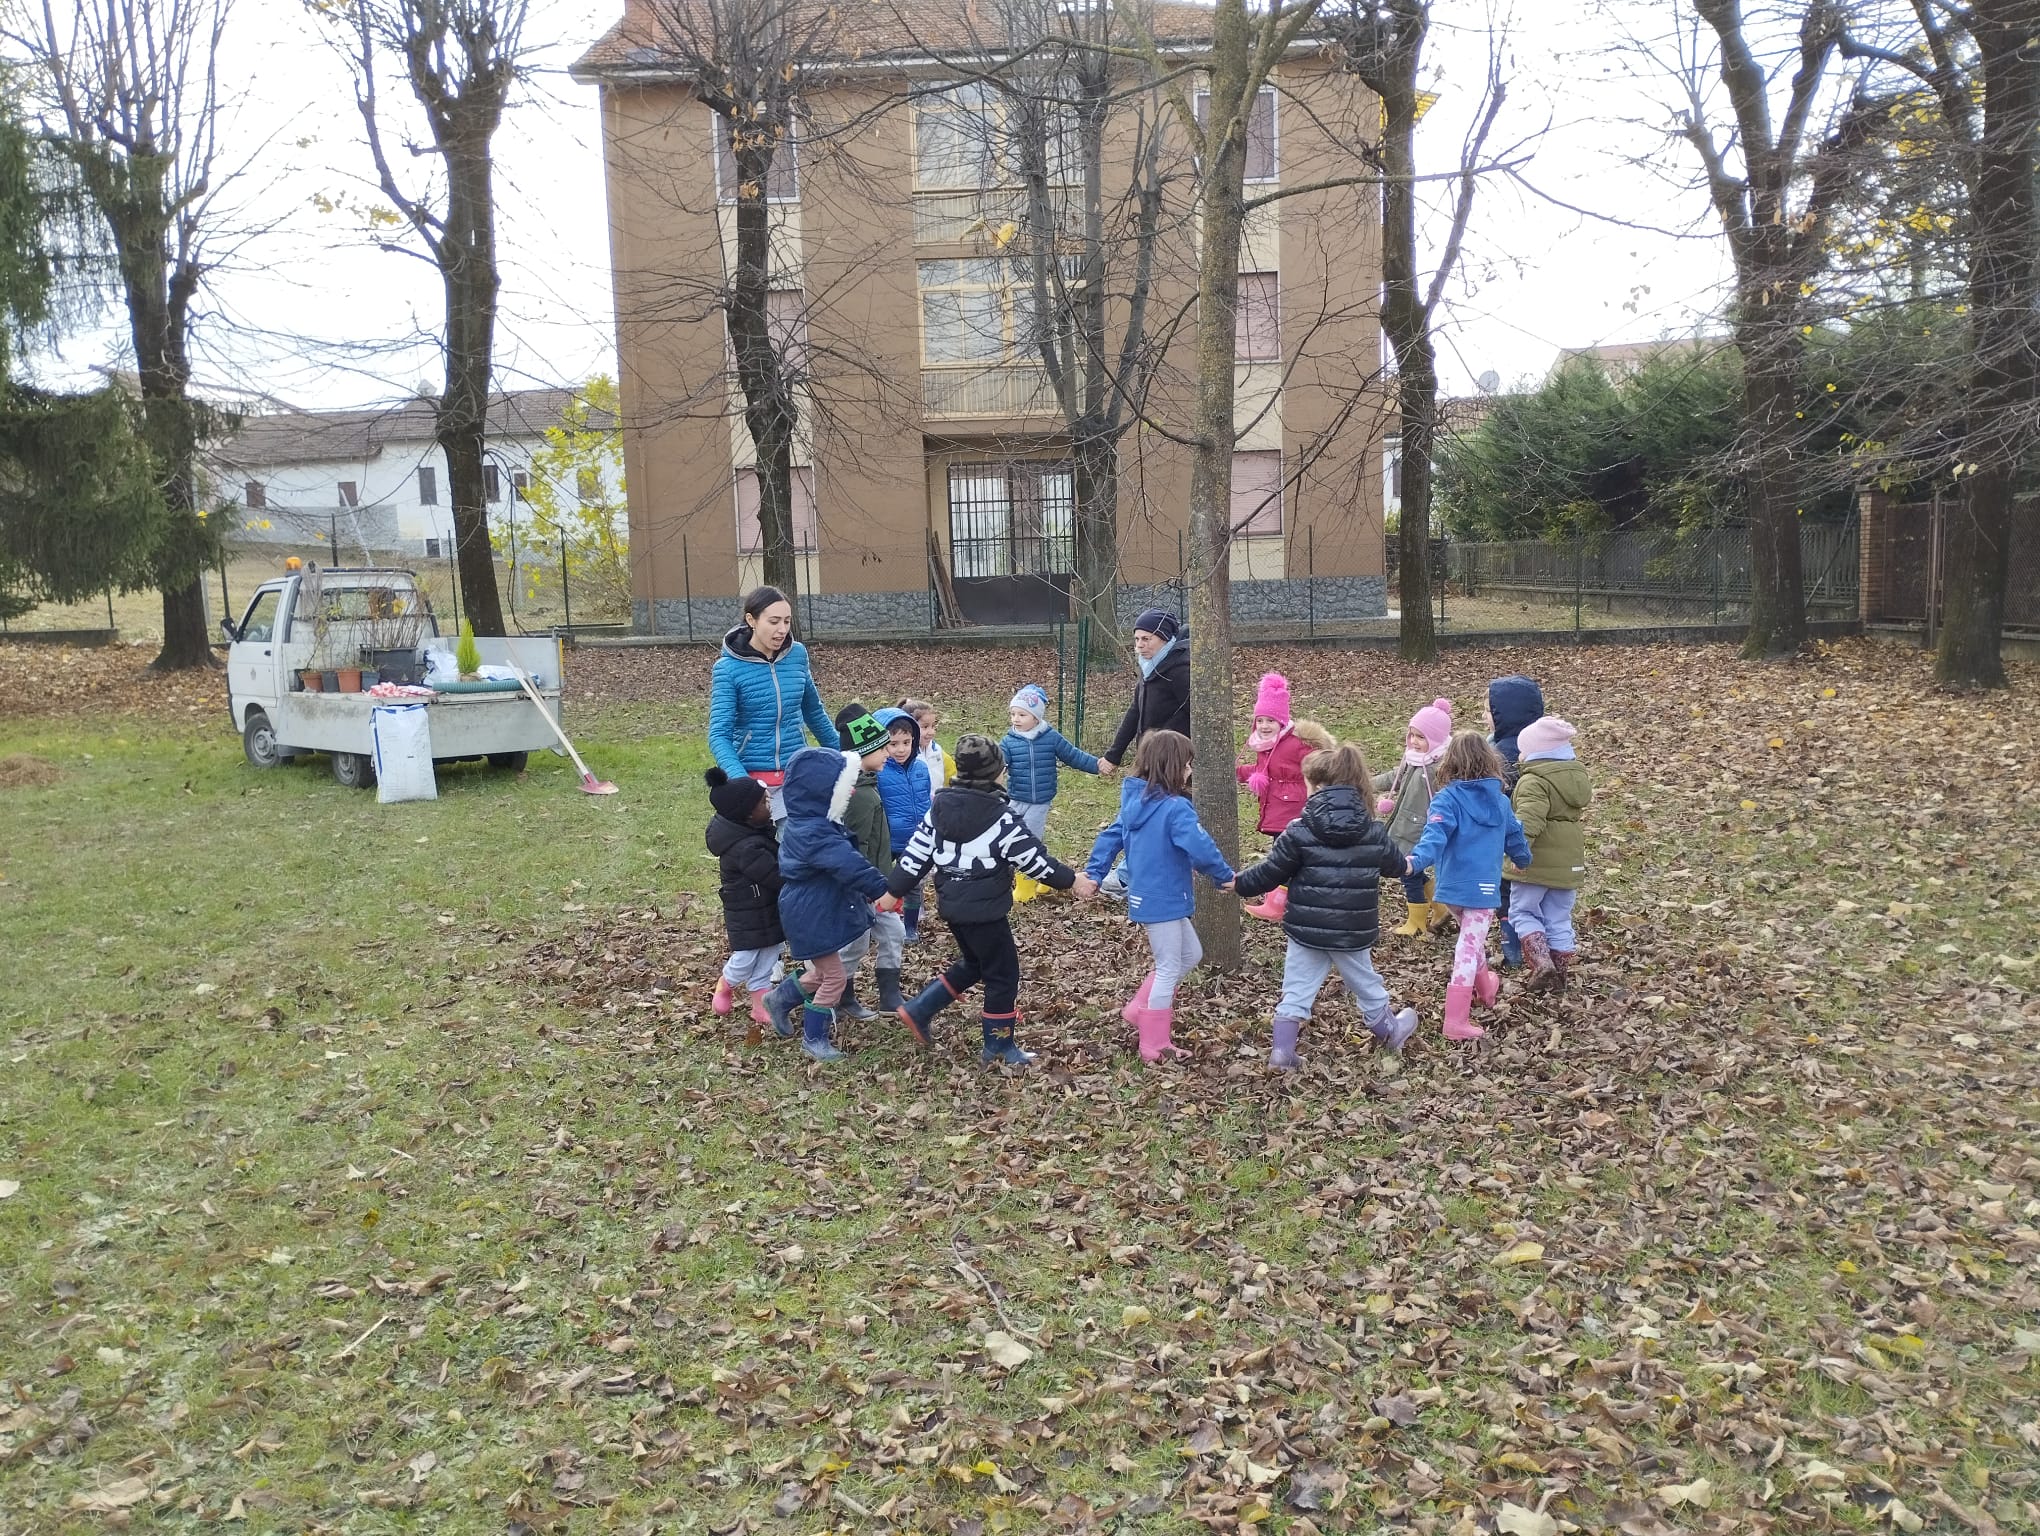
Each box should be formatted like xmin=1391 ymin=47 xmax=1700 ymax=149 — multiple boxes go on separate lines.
xmin=1408 ymin=697 xmax=1453 ymax=750
xmin=1252 ymin=672 xmax=1292 ymax=724
xmin=1519 ymin=715 xmax=1577 ymax=758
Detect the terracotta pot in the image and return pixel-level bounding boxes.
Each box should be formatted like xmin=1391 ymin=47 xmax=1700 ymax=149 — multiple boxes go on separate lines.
xmin=299 ymin=669 xmax=323 ymax=692
xmin=336 ymin=667 xmax=363 ymax=693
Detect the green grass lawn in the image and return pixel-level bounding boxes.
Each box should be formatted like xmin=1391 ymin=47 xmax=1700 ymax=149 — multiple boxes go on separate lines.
xmin=2 ymin=637 xmax=2036 ymax=1536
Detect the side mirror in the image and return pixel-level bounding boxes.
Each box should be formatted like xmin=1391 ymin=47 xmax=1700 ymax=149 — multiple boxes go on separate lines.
xmin=219 ymin=619 xmax=239 ymax=642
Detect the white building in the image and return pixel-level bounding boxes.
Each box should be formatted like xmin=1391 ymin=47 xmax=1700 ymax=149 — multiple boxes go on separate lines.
xmin=203 ymin=389 xmax=618 ymax=561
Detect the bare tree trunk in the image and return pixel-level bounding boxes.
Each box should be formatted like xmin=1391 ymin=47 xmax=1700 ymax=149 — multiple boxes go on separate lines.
xmin=1181 ymin=1 xmax=1256 ymax=975
xmin=1738 ymin=333 xmax=1809 ymax=656
xmin=1936 ymin=0 xmax=2040 ymax=688
xmin=727 ymin=135 xmax=802 ymax=622
xmin=1071 ymin=429 xmax=1120 ymax=656
xmin=439 ymin=138 xmax=506 ymax=637
xmin=1375 ymin=50 xmax=1435 ymax=663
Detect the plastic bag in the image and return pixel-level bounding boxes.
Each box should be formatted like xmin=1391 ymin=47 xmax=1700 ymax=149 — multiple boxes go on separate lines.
xmin=422 ymin=646 xmax=457 ymax=685
xmin=372 ymin=703 xmax=437 ymax=803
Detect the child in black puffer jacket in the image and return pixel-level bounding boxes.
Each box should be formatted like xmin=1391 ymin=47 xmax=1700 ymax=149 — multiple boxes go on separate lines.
xmin=1231 ymin=741 xmax=1417 ymax=1070
xmin=705 ymin=768 xmax=783 ymax=1040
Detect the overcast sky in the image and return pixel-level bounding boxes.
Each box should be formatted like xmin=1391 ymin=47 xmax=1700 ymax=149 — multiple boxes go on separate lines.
xmin=27 ymin=0 xmax=1737 ymax=410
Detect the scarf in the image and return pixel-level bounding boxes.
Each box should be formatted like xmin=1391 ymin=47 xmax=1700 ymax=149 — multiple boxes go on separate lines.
xmin=1402 ymin=742 xmax=1447 ymax=769
xmin=1011 ymin=719 xmax=1046 ymax=741
xmin=1137 ymin=634 xmax=1178 ymax=679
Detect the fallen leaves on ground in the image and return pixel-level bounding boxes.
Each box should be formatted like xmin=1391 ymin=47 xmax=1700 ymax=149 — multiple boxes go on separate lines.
xmin=0 ymin=642 xmax=225 ymax=723
xmin=7 ymin=637 xmax=2038 ymax=1536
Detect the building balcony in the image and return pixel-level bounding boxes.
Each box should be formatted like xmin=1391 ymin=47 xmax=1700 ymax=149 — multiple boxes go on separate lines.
xmin=922 ymin=367 xmax=1061 ymax=419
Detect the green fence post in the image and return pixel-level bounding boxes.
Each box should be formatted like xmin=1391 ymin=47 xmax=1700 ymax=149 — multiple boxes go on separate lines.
xmin=1574 ymin=535 xmax=1584 ymax=634
xmin=1074 ymin=617 xmax=1089 ymax=748
xmin=1055 ymin=620 xmax=1066 ymax=734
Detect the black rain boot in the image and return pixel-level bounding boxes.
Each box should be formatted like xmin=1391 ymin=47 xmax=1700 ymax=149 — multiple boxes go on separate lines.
xmin=875 ymin=967 xmax=906 ymax=1013
xmin=898 ymin=977 xmax=956 ymax=1047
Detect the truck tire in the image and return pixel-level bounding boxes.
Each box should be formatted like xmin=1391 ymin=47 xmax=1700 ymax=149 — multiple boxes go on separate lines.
xmin=487 ymin=751 xmax=529 ymax=773
xmin=331 ymin=750 xmax=377 ymax=789
xmin=243 ymin=709 xmax=282 ymax=769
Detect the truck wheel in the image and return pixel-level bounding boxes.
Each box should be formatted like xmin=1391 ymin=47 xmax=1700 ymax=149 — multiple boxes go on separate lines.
xmin=243 ymin=709 xmax=282 ymax=769
xmin=487 ymin=751 xmax=529 ymax=773
xmin=331 ymin=750 xmax=377 ymax=789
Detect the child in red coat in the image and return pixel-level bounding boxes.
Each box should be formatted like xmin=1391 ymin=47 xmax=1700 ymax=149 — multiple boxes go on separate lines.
xmin=1236 ymin=671 xmax=1333 ymax=921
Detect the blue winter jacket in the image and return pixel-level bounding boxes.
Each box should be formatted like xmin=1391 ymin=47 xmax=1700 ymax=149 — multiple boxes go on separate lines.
xmin=776 ymin=747 xmax=890 ymax=960
xmin=1083 ymin=777 xmax=1234 ymax=925
xmin=1001 ymin=723 xmax=1099 ymax=806
xmin=873 ymin=707 xmax=932 ymax=849
xmin=1406 ymin=777 xmax=1533 ymax=910
xmin=1487 ymin=675 xmax=1545 ymax=774
xmin=707 ymin=624 xmax=839 ymax=779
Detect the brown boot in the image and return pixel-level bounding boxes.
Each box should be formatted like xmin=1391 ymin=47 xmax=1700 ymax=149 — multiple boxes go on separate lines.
xmin=1520 ymin=931 xmax=1556 ymax=990
xmin=1550 ymin=950 xmax=1574 ymax=993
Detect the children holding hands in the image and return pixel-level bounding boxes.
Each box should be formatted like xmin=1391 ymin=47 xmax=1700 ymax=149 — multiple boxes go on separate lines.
xmin=1076 ymin=730 xmax=1236 ymax=1063
xmin=1232 ymin=742 xmax=1418 ymax=1068
xmin=1235 ymin=671 xmax=1334 ymax=921
xmin=1506 ymin=715 xmax=1591 ymax=990
xmin=1405 ymin=733 xmax=1533 ymax=1042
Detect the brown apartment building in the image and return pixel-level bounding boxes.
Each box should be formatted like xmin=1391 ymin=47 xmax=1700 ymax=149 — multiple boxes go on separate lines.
xmin=573 ymin=0 xmax=1390 ymax=634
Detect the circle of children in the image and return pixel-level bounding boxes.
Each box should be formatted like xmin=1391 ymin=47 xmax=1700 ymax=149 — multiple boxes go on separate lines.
xmin=703 ymin=651 xmax=1587 ymax=1073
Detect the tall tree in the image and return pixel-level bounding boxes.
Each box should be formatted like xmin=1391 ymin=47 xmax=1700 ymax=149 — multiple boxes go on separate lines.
xmin=1936 ymin=0 xmax=2039 ymax=687
xmin=0 ymin=84 xmax=165 ymax=620
xmin=9 ymin=0 xmax=228 ymax=668
xmin=900 ymin=0 xmax=1178 ymax=665
xmin=345 ymin=0 xmax=530 ymax=638
xmin=1672 ymin=0 xmax=1884 ymax=657
xmin=1334 ymin=0 xmax=1504 ymax=664
xmin=1144 ymin=0 xmax=1330 ymax=971
xmin=643 ymin=0 xmax=849 ymax=626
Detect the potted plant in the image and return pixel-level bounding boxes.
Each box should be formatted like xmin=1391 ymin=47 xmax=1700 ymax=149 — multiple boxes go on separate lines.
xmin=358 ymin=582 xmax=432 ymax=686
xmin=455 ymin=618 xmax=482 ymax=681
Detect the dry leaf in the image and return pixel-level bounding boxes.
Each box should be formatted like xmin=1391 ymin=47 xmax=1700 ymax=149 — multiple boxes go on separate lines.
xmin=982 ymin=1331 xmax=1033 ymax=1369
xmin=1495 ymin=1501 xmax=1558 ymax=1536
xmin=1658 ymin=1477 xmax=1712 ymax=1509
xmin=69 ymin=1478 xmax=150 ymax=1512
xmin=1494 ymin=1240 xmax=1546 ymax=1266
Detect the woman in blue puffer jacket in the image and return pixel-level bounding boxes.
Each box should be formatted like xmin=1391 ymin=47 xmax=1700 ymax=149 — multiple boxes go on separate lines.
xmin=708 ymin=585 xmax=839 ymax=819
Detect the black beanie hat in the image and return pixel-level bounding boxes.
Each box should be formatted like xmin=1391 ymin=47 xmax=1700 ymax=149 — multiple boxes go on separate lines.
xmin=1131 ymin=608 xmax=1180 ymax=642
xmin=704 ymin=766 xmax=767 ymax=821
xmin=952 ymin=732 xmax=1005 ymax=791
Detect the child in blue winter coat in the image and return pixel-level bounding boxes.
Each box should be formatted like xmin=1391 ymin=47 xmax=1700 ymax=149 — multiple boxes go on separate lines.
xmin=875 ymin=707 xmax=933 ymax=946
xmin=1075 ymin=730 xmax=1235 ymax=1063
xmin=1406 ymin=732 xmax=1533 ymax=1044
xmin=764 ymin=746 xmax=900 ymax=1063
xmin=1003 ymin=683 xmax=1102 ymax=902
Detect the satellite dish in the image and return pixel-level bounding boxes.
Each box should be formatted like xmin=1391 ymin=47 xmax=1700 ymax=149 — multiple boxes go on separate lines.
xmin=1476 ymin=369 xmax=1501 ymax=395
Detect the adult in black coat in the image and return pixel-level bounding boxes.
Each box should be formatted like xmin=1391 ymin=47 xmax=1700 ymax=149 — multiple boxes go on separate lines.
xmin=1101 ymin=608 xmax=1191 ymax=773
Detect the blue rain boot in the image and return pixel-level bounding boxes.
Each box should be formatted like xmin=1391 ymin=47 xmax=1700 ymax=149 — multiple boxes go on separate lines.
xmin=981 ymin=1011 xmax=1036 ymax=1067
xmin=1499 ymin=918 xmax=1523 ymax=969
xmin=801 ymin=1003 xmax=847 ymax=1063
xmin=897 ymin=977 xmax=955 ymax=1048
xmin=764 ymin=973 xmax=806 ymax=1038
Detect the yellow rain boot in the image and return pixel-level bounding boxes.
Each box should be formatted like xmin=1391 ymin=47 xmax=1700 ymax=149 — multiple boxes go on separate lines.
xmin=1014 ymin=871 xmax=1045 ymax=903
xmin=1392 ymin=900 xmax=1433 ymax=938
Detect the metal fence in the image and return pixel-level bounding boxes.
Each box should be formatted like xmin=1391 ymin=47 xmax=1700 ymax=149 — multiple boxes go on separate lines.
xmin=1436 ymin=522 xmax=1859 ymax=633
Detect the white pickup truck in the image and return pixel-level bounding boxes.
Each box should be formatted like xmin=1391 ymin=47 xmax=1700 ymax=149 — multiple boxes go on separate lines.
xmin=221 ymin=567 xmax=565 ymax=789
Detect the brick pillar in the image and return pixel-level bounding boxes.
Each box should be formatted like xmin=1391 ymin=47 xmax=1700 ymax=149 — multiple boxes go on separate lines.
xmin=1857 ymin=490 xmax=1889 ymax=623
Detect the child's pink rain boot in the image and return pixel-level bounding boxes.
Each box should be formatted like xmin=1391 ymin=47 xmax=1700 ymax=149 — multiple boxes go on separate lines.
xmin=1442 ymin=983 xmax=1485 ymax=1041
xmin=712 ymin=977 xmax=737 ymax=1015
xmin=1121 ymin=973 xmax=1155 ymax=1027
xmin=1244 ymin=886 xmax=1288 ymax=922
xmin=1136 ymin=1007 xmax=1180 ymax=1063
xmin=1473 ymin=966 xmax=1501 ymax=1009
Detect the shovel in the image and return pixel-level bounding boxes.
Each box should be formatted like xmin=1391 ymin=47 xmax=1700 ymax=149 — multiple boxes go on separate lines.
xmin=510 ymin=664 xmax=617 ymax=795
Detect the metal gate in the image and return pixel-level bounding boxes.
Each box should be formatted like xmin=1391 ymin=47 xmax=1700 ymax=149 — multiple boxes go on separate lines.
xmin=947 ymin=461 xmax=1075 ymax=624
